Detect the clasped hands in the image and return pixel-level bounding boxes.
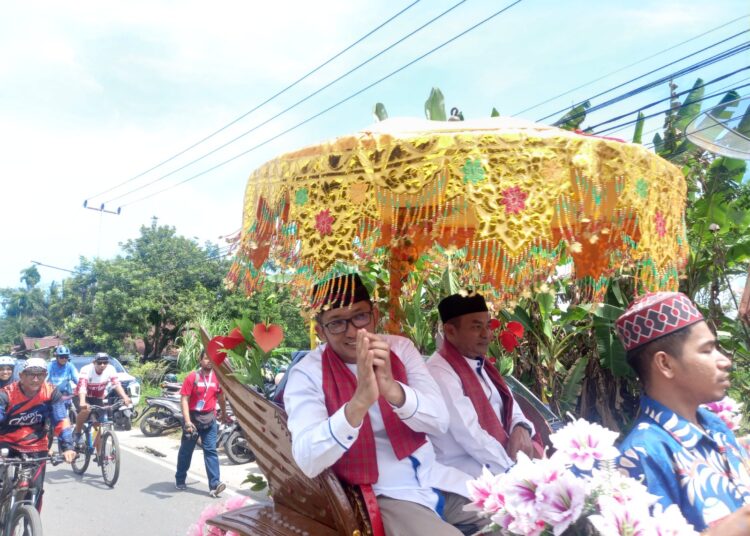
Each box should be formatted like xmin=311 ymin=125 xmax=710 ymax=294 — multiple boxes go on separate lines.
xmin=344 ymin=330 xmax=405 ymax=428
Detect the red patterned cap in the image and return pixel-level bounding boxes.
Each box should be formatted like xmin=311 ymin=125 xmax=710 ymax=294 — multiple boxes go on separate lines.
xmin=615 ymin=292 xmax=704 ymax=352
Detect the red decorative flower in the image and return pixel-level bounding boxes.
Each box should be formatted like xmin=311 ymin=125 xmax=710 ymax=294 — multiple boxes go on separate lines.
xmin=654 ymin=211 xmax=667 ymax=238
xmin=501 ymin=186 xmax=528 ymax=215
xmin=207 ymin=327 xmax=245 ymax=365
xmin=315 ymin=209 xmax=335 ymax=235
xmin=499 ymin=330 xmax=521 ymax=352
xmin=489 ymin=318 xmax=502 ymax=331
xmin=506 ymin=321 xmax=524 ymax=339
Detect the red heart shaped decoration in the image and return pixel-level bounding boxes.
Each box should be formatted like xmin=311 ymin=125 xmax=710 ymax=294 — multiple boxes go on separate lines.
xmin=252 ymin=323 xmax=284 ymax=354
xmin=206 ymin=328 xmax=246 ymax=365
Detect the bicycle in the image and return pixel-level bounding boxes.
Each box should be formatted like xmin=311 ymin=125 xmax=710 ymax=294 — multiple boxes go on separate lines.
xmin=0 ymin=450 xmax=65 ymax=536
xmin=71 ymin=400 xmax=127 ymax=487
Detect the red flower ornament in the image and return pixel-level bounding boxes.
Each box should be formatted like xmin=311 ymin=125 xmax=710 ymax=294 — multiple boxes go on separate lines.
xmin=499 ymin=330 xmax=521 ymax=353
xmin=489 ymin=318 xmax=502 ymax=331
xmin=207 ymin=327 xmax=245 ymax=365
xmin=252 ymin=323 xmax=284 ymax=353
xmin=315 ymin=209 xmax=335 ymax=236
xmin=501 ymin=186 xmax=528 ymax=215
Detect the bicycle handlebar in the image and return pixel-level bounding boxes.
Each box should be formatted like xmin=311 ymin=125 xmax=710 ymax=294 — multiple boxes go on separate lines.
xmin=0 ymin=453 xmax=67 ymax=466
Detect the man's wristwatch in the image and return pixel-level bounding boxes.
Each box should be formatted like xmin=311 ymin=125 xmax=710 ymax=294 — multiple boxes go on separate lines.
xmin=513 ymin=422 xmax=533 ymax=435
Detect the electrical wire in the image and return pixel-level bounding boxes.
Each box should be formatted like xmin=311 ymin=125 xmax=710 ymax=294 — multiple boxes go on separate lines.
xmin=591 ymin=82 xmax=750 ymax=137
xmin=82 ymin=0 xmax=422 ymax=204
xmin=538 ymin=30 xmax=750 ymax=123
xmin=102 ymin=0 xmax=472 ymax=206
xmin=546 ymin=40 xmax=750 ymax=127
xmin=512 ymin=14 xmax=749 ymax=117
xmin=586 ymin=66 xmax=750 ymax=132
xmin=114 ymin=0 xmax=526 ymax=208
xmin=599 ymin=74 xmax=750 ymax=139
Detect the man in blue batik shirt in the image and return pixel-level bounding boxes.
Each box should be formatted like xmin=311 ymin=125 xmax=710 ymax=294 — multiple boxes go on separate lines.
xmin=616 ymin=292 xmax=750 ymax=535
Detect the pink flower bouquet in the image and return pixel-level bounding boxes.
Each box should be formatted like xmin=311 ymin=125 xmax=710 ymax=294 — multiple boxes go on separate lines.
xmin=703 ymin=396 xmax=743 ymax=431
xmin=187 ymin=496 xmax=253 ymax=536
xmin=465 ymin=418 xmax=698 ymax=535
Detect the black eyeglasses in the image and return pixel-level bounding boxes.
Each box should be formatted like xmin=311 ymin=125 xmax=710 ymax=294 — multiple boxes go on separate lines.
xmin=57 ymin=356 xmax=70 ymax=360
xmin=323 ymin=311 xmax=373 ymax=335
xmin=24 ymin=372 xmax=47 ymax=379
xmin=94 ymin=361 xmax=109 ymax=366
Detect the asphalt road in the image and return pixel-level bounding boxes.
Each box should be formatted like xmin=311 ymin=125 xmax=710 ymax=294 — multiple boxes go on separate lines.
xmin=40 ymin=428 xmax=266 ymax=536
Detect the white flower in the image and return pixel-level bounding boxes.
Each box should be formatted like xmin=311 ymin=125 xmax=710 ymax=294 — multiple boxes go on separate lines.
xmin=536 ymin=469 xmax=587 ymax=535
xmin=588 ymin=496 xmax=654 ymax=536
xmin=588 ymin=468 xmax=660 ymax=507
xmin=550 ymin=418 xmax=620 ymax=471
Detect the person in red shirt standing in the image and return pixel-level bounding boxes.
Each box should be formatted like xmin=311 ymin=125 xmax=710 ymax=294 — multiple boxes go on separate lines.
xmin=175 ymin=351 xmax=228 ymax=497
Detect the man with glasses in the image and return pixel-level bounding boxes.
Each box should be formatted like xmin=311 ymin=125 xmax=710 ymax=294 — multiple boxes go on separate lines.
xmin=284 ymin=274 xmax=491 ymax=536
xmin=73 ymin=352 xmax=131 ymax=442
xmin=0 ymin=358 xmax=76 ymax=511
xmin=47 ymin=345 xmax=78 ymax=399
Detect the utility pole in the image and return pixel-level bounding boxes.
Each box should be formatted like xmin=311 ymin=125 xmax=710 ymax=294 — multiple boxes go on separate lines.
xmin=82 ymin=200 xmax=122 ymax=258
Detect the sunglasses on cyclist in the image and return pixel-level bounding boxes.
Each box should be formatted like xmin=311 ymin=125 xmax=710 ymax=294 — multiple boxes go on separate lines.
xmin=322 ymin=310 xmax=373 ymax=335
xmin=23 ymin=371 xmax=47 ymax=379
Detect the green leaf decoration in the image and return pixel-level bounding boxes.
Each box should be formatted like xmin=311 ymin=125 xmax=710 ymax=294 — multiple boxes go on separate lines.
xmin=652 ymin=132 xmax=664 ymax=153
xmin=594 ymin=320 xmax=630 ymax=377
xmin=632 ymin=111 xmax=645 ymax=144
xmin=554 ymin=100 xmax=590 ymax=131
xmin=424 ymin=87 xmax=447 ymax=121
xmin=675 ymin=78 xmax=705 ymax=131
xmin=373 ymin=102 xmax=388 ymax=121
xmin=490 ymin=107 xmax=500 ymax=117
xmin=560 ymin=356 xmax=588 ymax=409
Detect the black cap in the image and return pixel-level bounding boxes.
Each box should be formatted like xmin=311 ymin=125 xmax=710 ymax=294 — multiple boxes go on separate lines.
xmin=438 ymin=293 xmax=488 ymax=323
xmin=312 ymin=274 xmax=370 ymax=312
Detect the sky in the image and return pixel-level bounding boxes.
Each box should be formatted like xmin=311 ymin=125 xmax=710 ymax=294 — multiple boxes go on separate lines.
xmin=1 ymin=0 xmax=748 ymax=291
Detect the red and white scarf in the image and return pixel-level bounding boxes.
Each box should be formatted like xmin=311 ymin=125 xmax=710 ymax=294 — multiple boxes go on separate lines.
xmin=321 ymin=344 xmax=426 ymax=485
xmin=439 ymin=338 xmax=515 ymax=448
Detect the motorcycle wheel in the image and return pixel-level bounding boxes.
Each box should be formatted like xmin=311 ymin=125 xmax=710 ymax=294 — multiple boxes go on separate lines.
xmin=224 ymin=430 xmax=255 ymax=464
xmin=139 ymin=407 xmax=171 ymax=437
xmin=10 ymin=504 xmax=42 ymax=536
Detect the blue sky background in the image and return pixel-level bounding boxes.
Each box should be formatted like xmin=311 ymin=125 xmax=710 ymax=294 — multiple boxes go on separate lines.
xmin=1 ymin=0 xmax=748 ymax=290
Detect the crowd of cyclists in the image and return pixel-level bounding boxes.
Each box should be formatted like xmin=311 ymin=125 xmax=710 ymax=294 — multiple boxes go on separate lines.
xmin=0 ymin=345 xmax=131 ymax=514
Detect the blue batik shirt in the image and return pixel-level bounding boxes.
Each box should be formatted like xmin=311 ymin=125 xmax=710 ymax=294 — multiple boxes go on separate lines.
xmin=47 ymin=360 xmax=79 ymax=395
xmin=618 ymin=395 xmax=750 ymax=531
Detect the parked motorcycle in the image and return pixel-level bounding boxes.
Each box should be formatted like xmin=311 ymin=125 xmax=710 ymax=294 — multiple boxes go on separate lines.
xmin=139 ymin=396 xmax=184 ymax=437
xmin=106 ymin=390 xmax=135 ymax=431
xmin=217 ymin=420 xmax=255 ymax=464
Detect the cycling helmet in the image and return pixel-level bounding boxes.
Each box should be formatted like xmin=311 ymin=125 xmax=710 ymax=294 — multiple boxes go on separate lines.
xmin=0 ymin=356 xmax=15 ymax=367
xmin=53 ymin=345 xmax=71 ymax=358
xmin=22 ymin=358 xmax=47 ymax=373
xmin=94 ymin=352 xmax=110 ymax=362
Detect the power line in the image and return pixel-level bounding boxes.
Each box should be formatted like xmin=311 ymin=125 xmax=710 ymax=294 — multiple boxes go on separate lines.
xmin=538 ymin=30 xmax=750 ymax=123
xmin=641 ymin=100 xmax=749 ymax=151
xmin=599 ymin=74 xmax=750 ymax=140
xmin=545 ymin=40 xmax=750 ymax=128
xmin=118 ymin=0 xmax=526 ymax=208
xmin=586 ymin=66 xmax=750 ymax=132
xmin=512 ymin=14 xmax=749 ymax=117
xmin=591 ymin=82 xmax=750 ymax=137
xmin=102 ymin=0 xmax=472 ymax=206
xmin=82 ymin=0 xmax=422 ymax=204
xmin=30 ymin=261 xmax=75 ymax=274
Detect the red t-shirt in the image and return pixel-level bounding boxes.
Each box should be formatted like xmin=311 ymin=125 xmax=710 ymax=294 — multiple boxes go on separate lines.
xmin=180 ymin=370 xmax=221 ymax=412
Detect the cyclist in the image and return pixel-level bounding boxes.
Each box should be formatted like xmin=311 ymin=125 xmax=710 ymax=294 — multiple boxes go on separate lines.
xmin=47 ymin=345 xmax=78 ymax=398
xmin=73 ymin=352 xmax=131 ymax=442
xmin=0 ymin=358 xmax=76 ymax=511
xmin=0 ymin=355 xmax=16 ymax=388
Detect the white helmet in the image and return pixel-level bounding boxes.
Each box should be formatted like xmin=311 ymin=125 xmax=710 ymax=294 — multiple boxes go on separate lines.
xmin=0 ymin=356 xmax=15 ymax=367
xmin=22 ymin=358 xmax=47 ymax=374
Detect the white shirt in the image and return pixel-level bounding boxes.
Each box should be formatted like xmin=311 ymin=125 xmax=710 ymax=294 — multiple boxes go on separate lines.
xmin=284 ymin=335 xmax=473 ymax=511
xmin=76 ymin=363 xmax=120 ymax=399
xmin=426 ymin=351 xmax=535 ymax=478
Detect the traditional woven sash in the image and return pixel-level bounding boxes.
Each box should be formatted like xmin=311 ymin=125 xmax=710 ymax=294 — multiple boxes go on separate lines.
xmin=321 ymin=344 xmax=427 ymax=485
xmin=439 ymin=339 xmax=514 ymax=448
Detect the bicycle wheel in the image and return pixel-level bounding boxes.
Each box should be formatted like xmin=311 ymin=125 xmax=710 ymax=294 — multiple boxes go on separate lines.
xmin=10 ymin=504 xmax=42 ymax=536
xmin=71 ymin=428 xmax=91 ymax=475
xmin=100 ymin=430 xmax=120 ymax=487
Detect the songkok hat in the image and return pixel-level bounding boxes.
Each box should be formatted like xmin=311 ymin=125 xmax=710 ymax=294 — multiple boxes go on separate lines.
xmin=615 ymin=292 xmax=704 ymax=353
xmin=438 ymin=293 xmax=488 ymax=323
xmin=312 ymin=273 xmax=370 ymax=312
